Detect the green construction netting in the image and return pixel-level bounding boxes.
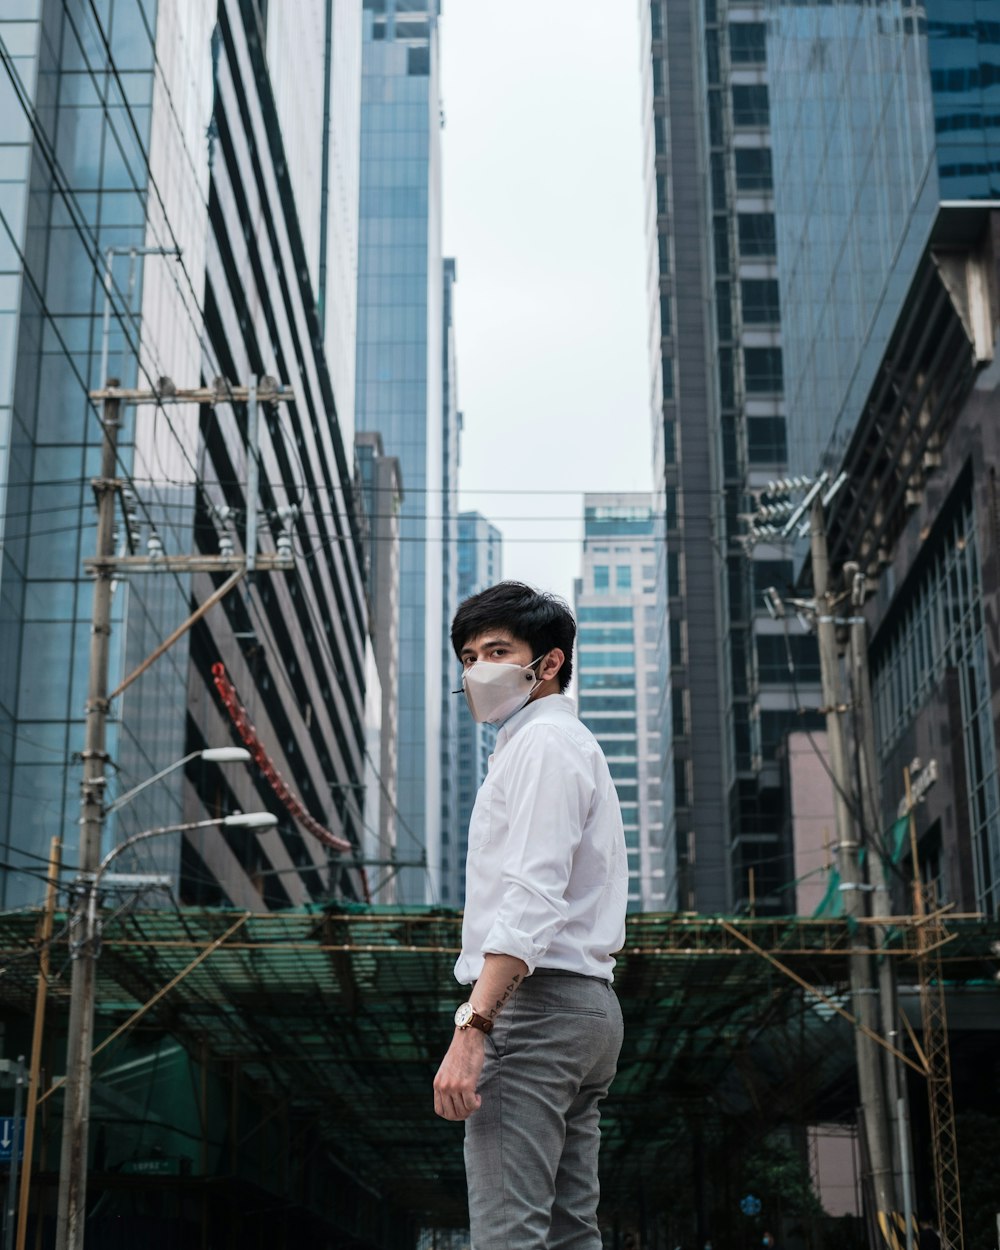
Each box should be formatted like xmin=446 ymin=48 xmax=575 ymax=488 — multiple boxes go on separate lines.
xmin=0 ymin=907 xmax=996 ymax=1225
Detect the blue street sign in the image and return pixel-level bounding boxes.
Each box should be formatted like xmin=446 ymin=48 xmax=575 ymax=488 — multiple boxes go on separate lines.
xmin=0 ymin=1117 xmax=25 ymax=1163
xmin=740 ymin=1194 xmax=762 ymax=1216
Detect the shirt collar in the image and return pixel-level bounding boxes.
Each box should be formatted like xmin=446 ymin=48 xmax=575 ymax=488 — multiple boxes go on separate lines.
xmin=495 ymin=692 xmax=576 ymax=752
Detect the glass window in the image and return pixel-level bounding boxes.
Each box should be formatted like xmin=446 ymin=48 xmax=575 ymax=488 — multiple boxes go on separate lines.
xmin=593 ymin=565 xmax=609 ymax=592
xmin=738 ymin=213 xmax=776 ymax=258
xmin=741 ymin=279 xmax=780 ymax=325
xmin=752 ymin=560 xmax=794 ymax=602
xmin=662 ymin=355 xmax=674 ymax=400
xmin=734 ymin=148 xmax=773 ymax=192
xmin=672 ymin=687 xmax=687 ymax=735
xmin=674 ymin=759 xmax=689 ymax=806
xmin=582 ymin=717 xmax=637 ymax=736
xmin=579 ymin=694 xmax=637 ymax=713
xmin=616 ymin=565 xmax=632 ymax=592
xmin=757 ymin=634 xmax=820 ymax=684
xmin=407 ymin=46 xmax=430 ymax=75
xmin=670 ymin=617 xmax=683 ymax=664
xmin=667 ymin=552 xmax=681 ymax=598
xmin=659 ymin=294 xmax=672 ymax=336
xmin=577 ymin=650 xmax=634 ymax=668
xmin=729 ymin=22 xmax=766 ymax=64
xmin=665 ymin=487 xmax=678 ymax=530
xmin=744 ymin=347 xmax=784 ymax=394
xmin=578 ymin=606 xmax=632 ymax=623
xmin=602 ymin=738 xmax=638 ymax=758
xmin=747 ymin=416 xmax=787 ymax=463
xmin=579 ymin=672 xmax=635 ymax=690
xmin=579 ymin=625 xmax=633 ymax=645
xmin=732 ymin=84 xmax=769 ymax=128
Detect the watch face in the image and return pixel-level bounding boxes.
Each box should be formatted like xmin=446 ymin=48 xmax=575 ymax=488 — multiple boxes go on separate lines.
xmin=454 ymin=1002 xmax=474 ymax=1028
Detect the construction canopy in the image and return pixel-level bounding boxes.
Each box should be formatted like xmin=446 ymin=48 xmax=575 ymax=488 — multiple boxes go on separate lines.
xmin=0 ymin=906 xmax=996 ymax=1225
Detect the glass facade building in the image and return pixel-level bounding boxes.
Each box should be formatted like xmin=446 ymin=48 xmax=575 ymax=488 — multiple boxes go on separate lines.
xmin=639 ymin=0 xmax=820 ymax=913
xmin=447 ymin=509 xmax=502 ymax=907
xmin=0 ymin=0 xmax=370 ymax=910
xmin=356 ymin=0 xmax=445 ymax=903
xmin=356 ymin=431 xmax=403 ymax=900
xmin=765 ymin=0 xmax=1000 ymax=920
xmin=575 ymin=494 xmax=672 ymax=912
xmin=767 ymin=0 xmax=1000 ymax=479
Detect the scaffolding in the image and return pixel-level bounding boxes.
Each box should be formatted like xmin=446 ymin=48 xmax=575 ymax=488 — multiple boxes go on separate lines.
xmin=0 ymin=906 xmax=995 ymax=1242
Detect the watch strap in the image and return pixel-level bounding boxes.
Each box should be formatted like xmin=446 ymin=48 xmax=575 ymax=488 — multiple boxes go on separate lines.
xmin=456 ymin=1004 xmax=493 ymax=1034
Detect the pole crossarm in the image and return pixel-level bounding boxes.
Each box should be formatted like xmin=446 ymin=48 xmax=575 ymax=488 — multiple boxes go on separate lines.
xmin=87 ymin=384 xmax=295 ymax=406
xmin=84 ymin=554 xmax=293 ymax=574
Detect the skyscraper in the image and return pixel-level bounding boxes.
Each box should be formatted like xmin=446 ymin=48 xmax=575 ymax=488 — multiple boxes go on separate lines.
xmin=446 ymin=509 xmax=503 ymax=907
xmin=355 ymin=430 xmax=403 ymax=900
xmin=638 ymin=0 xmax=821 ymax=913
xmin=438 ymin=257 xmax=461 ymax=903
xmin=575 ymin=494 xmax=672 ymax=912
xmin=0 ymin=1 xmax=369 ymax=909
xmin=355 ymin=0 xmax=446 ymax=903
xmin=766 ymin=0 xmax=1000 ymax=917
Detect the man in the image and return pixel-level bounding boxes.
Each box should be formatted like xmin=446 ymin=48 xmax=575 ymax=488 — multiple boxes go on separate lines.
xmin=433 ymin=581 xmax=628 ymax=1248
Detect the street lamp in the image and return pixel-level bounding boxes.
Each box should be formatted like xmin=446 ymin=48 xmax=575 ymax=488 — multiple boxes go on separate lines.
xmin=56 ymin=810 xmax=275 ymax=1250
xmin=104 ymin=747 xmax=252 ymax=815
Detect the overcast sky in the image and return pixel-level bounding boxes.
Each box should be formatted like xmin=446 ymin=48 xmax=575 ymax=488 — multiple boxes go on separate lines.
xmin=440 ymin=2 xmax=652 ymax=610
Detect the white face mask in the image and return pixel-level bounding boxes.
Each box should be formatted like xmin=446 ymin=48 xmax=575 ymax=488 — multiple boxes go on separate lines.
xmin=461 ymin=655 xmax=546 ymax=725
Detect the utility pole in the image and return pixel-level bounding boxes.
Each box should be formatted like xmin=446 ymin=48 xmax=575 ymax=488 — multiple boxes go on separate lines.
xmin=55 ymin=386 xmax=120 ymax=1250
xmin=56 ymin=378 xmax=295 ymax=1250
xmin=846 ymin=562 xmax=913 ymax=1250
xmin=810 ymin=500 xmax=899 ymax=1247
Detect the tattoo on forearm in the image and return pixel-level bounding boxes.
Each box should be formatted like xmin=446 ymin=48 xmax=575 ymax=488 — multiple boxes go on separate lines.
xmin=488 ymin=973 xmax=521 ymax=1020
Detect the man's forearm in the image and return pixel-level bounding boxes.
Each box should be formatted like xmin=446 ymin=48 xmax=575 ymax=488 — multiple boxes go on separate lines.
xmin=470 ymin=952 xmax=529 ymax=1023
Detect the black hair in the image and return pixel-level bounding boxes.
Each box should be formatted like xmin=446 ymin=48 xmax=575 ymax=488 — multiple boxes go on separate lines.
xmin=450 ymin=581 xmax=576 ymax=692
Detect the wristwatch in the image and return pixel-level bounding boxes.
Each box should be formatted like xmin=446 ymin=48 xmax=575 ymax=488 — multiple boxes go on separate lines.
xmin=454 ymin=1001 xmax=493 ymax=1034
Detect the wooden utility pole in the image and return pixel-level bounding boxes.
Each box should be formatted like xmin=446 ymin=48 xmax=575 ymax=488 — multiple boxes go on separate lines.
xmin=16 ymin=837 xmax=61 ymax=1250
xmin=810 ymin=500 xmax=899 ymax=1247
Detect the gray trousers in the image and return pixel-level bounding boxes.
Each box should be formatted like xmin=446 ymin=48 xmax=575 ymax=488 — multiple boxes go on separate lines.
xmin=464 ymin=969 xmax=624 ymax=1249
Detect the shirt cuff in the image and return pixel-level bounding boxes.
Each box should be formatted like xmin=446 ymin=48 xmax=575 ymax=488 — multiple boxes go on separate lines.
xmin=481 ymin=917 xmax=552 ymax=975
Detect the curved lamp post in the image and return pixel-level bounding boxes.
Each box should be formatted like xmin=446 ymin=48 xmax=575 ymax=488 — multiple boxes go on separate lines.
xmin=104 ymin=747 xmax=252 ymax=816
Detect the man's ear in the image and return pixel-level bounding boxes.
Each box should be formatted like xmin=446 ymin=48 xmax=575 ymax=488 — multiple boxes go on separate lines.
xmin=540 ymin=648 xmax=564 ymax=685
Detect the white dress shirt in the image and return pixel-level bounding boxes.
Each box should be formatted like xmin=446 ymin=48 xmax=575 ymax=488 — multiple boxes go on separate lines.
xmin=455 ymin=693 xmax=628 ymax=985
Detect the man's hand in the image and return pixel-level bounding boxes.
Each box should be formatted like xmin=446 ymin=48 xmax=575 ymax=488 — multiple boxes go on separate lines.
xmin=433 ymin=1027 xmax=486 ymax=1121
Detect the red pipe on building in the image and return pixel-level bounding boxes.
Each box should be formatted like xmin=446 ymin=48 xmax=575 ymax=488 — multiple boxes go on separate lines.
xmin=211 ymin=662 xmax=370 ymax=900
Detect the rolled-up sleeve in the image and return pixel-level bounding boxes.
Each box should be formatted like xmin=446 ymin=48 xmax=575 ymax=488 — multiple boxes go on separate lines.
xmin=480 ymin=724 xmax=594 ymax=973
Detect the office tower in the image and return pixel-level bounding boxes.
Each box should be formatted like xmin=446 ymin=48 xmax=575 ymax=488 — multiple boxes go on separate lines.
xmin=638 ymin=0 xmax=821 ymax=913
xmin=355 ymin=431 xmax=403 ymax=900
xmin=445 ymin=509 xmax=503 ymax=907
xmin=766 ymin=1 xmax=1000 ymax=916
xmin=0 ymin=1 xmax=369 ymax=909
xmin=438 ymin=258 xmax=461 ymax=899
xmin=356 ymin=0 xmax=446 ymax=902
xmin=575 ymin=494 xmax=671 ymax=912
xmin=267 ymin=0 xmax=363 ymax=442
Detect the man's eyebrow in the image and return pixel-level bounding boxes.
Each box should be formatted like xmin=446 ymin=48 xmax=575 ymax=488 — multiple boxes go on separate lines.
xmin=461 ymin=636 xmax=511 ymax=656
